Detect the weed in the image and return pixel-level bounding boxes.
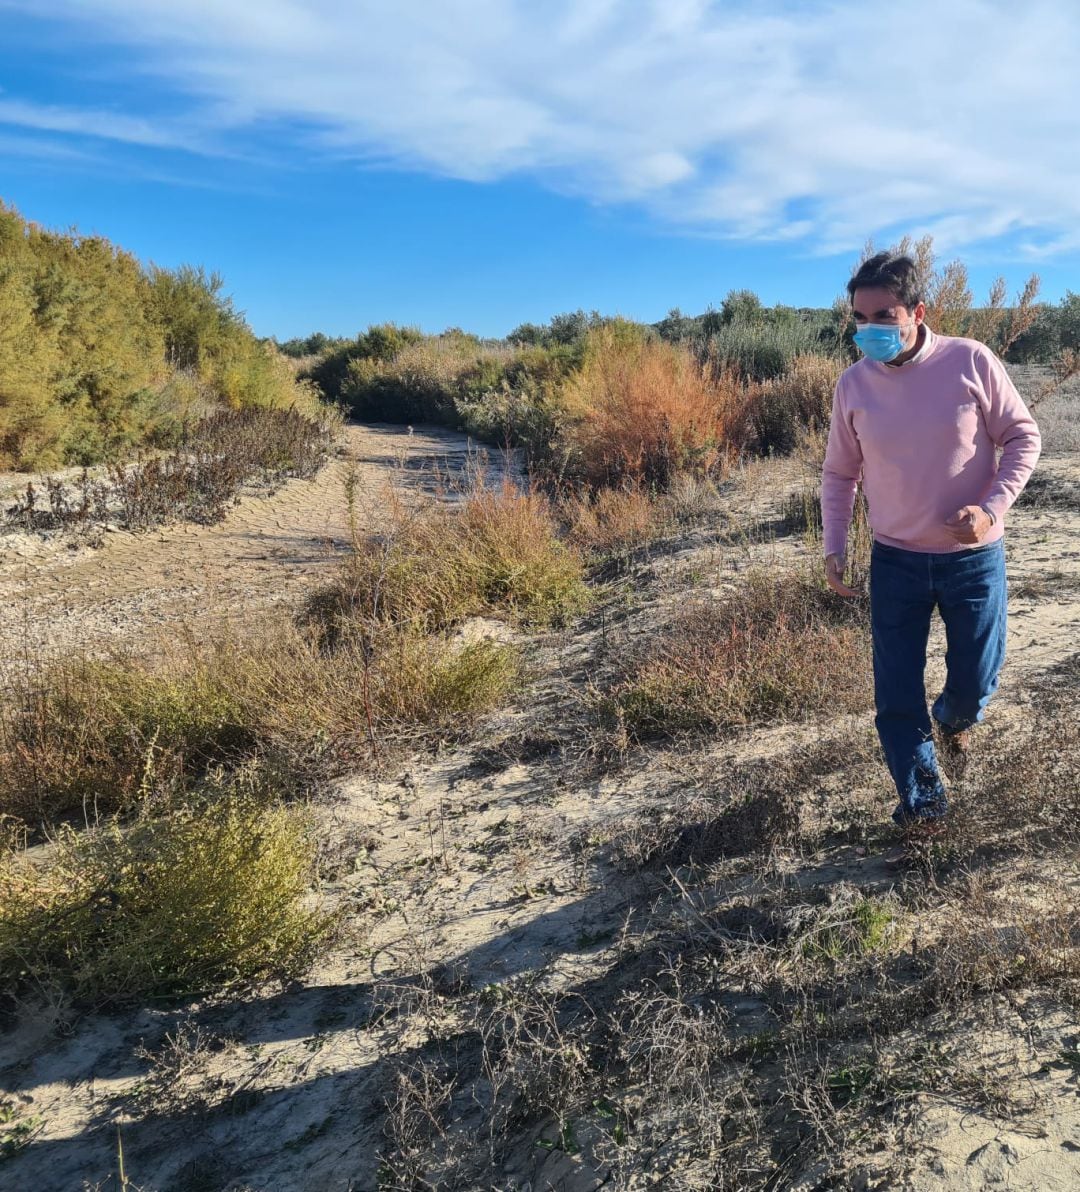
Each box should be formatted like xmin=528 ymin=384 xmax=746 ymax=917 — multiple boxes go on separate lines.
xmin=750 ymin=354 xmax=842 ymax=455
xmin=0 ymin=792 xmax=336 ymax=1006
xmin=799 ymin=894 xmax=900 ymax=963
xmin=306 ymin=476 xmax=589 ymax=639
xmin=607 ymin=567 xmax=871 ymax=739
xmin=0 ymin=1098 xmax=42 ymax=1161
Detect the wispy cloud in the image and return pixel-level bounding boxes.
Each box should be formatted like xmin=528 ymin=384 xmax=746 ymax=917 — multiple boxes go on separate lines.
xmin=0 ymin=97 xmax=198 ymax=150
xmin=7 ymin=0 xmax=1080 ymax=255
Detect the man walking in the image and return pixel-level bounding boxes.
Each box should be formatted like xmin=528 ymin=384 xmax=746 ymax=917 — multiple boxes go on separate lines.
xmin=821 ymin=252 xmax=1041 ymax=830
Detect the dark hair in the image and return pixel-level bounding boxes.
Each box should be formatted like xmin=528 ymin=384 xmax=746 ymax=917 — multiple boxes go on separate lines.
xmin=847 ymin=252 xmax=924 ymax=310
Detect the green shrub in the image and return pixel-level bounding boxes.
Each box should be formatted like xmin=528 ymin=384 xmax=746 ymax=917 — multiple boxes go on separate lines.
xmin=0 ymin=203 xmax=327 ymax=470
xmin=367 ymin=630 xmax=522 ymax=728
xmin=0 ymin=794 xmax=334 ymax=1006
xmin=702 ymin=317 xmax=832 ymax=382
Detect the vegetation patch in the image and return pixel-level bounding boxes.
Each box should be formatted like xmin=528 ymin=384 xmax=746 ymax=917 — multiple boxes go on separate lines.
xmin=306 ymin=479 xmax=589 ymax=640
xmin=0 ymin=618 xmax=520 ymax=827
xmin=4 ymin=406 xmax=340 ymax=534
xmin=0 ymin=793 xmax=334 ymax=1007
xmin=0 ymin=203 xmax=324 ymax=470
xmin=606 ymin=568 xmax=871 ymax=740
xmin=560 ymin=322 xmax=755 ymax=489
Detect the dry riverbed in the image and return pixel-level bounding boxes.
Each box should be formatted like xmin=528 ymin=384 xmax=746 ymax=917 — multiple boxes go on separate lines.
xmin=1 ymin=389 xmax=1079 ymax=1192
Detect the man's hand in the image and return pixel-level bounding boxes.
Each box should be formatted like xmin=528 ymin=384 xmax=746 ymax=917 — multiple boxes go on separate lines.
xmin=945 ymin=505 xmax=993 ymax=544
xmin=825 ymin=552 xmax=859 ymax=598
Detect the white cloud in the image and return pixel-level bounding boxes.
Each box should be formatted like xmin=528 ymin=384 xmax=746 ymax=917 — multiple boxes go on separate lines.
xmin=0 ymin=97 xmax=197 ymax=149
xmin=7 ymin=0 xmax=1080 ymax=255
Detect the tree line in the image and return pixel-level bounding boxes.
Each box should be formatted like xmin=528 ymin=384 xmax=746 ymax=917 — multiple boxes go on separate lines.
xmin=0 ymin=202 xmax=317 ymax=470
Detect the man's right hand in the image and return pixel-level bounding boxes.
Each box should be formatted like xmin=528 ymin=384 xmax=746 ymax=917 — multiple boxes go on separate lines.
xmin=825 ymin=552 xmax=859 ymax=598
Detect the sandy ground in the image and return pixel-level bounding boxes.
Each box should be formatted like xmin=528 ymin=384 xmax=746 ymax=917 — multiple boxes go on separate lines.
xmin=1 ymin=394 xmax=1078 ymax=1192
xmin=0 ymin=423 xmax=519 ymax=667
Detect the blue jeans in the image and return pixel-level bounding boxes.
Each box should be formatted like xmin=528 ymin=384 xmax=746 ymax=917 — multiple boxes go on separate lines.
xmin=869 ymin=539 xmax=1007 ymax=823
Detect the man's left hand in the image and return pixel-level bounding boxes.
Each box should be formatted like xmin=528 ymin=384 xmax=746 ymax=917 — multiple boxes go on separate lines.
xmin=945 ymin=505 xmax=993 ymax=544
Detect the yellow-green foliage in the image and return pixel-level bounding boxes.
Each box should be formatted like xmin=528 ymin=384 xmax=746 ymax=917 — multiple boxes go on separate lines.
xmin=0 ymin=209 xmax=69 ymax=468
xmin=0 ymin=203 xmax=320 ymax=469
xmin=0 ymin=794 xmax=334 ymax=1005
xmin=312 ymin=480 xmax=590 ymax=636
xmin=367 ymin=630 xmax=522 ymax=726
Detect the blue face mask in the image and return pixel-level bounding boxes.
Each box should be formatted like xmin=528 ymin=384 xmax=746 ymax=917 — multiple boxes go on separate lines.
xmin=853 ymin=321 xmax=912 ymax=362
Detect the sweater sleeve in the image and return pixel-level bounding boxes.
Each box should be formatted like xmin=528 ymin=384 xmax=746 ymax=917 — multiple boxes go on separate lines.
xmin=975 ymin=350 xmax=1041 ymax=521
xmin=820 ymin=375 xmax=862 ymax=558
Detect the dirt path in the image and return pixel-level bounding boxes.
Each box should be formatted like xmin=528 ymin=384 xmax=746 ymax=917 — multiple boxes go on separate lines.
xmin=1 ymin=418 xmax=1077 ymax=1192
xmin=0 ymin=423 xmax=518 ymax=664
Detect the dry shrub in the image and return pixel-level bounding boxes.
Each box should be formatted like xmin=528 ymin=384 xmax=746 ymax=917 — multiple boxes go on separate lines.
xmin=927 ymin=882 xmax=1080 ymax=1006
xmin=0 ymin=618 xmax=520 ymax=826
xmin=376 ymin=982 xmax=606 ymax=1190
xmin=751 ymin=354 xmax=842 ymax=455
xmin=307 ymin=478 xmax=589 ymax=639
xmin=942 ymin=687 xmax=1080 ymax=856
xmin=609 ymin=569 xmax=871 ymax=738
xmin=0 ymin=793 xmax=334 ymax=1006
xmin=5 ymin=406 xmax=341 ymax=534
xmin=560 ymin=481 xmax=668 ymax=556
xmin=561 ymin=324 xmax=754 ymax=488
xmin=0 ymin=648 xmax=254 ymax=822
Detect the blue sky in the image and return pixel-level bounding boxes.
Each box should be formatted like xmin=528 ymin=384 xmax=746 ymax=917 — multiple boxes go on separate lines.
xmin=2 ymin=0 xmax=1079 ymax=340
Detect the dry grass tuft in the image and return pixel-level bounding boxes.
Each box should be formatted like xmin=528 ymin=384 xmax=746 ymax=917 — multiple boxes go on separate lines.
xmin=560 ymin=481 xmax=670 ymax=557
xmin=606 ymin=568 xmax=871 ymax=740
xmin=0 ymin=617 xmax=520 ymax=827
xmin=306 ymin=478 xmax=589 ymax=642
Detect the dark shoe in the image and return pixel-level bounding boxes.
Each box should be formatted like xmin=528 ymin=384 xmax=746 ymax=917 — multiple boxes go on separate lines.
xmin=892 ymin=794 xmax=949 ymax=829
xmin=934 ymin=722 xmax=971 ymax=779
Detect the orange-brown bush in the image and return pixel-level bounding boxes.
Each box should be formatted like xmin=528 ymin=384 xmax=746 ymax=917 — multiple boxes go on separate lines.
xmin=561 ymin=323 xmax=754 ymax=488
xmin=607 ymin=568 xmax=872 ymax=737
xmin=560 ymin=482 xmax=667 ymax=556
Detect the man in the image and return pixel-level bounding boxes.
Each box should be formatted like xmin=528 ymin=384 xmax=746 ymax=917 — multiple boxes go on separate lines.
xmin=821 ymin=252 xmax=1040 ymax=830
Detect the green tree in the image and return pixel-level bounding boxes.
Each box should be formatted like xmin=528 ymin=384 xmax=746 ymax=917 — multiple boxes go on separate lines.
xmin=720 ymin=289 xmax=766 ymax=326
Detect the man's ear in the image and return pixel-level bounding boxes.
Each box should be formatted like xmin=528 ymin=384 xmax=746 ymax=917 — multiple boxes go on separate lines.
xmin=913 ymin=300 xmax=927 ymax=326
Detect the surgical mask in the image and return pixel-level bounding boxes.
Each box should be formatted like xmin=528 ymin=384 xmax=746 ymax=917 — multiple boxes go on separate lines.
xmin=853 ymin=321 xmax=913 ymax=362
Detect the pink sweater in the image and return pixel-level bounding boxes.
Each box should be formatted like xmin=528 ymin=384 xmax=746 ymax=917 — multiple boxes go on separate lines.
xmin=821 ymin=328 xmax=1041 ymax=557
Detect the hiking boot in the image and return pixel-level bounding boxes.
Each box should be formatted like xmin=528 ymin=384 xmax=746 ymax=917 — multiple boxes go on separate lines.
xmin=934 ymin=722 xmax=971 ymax=780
